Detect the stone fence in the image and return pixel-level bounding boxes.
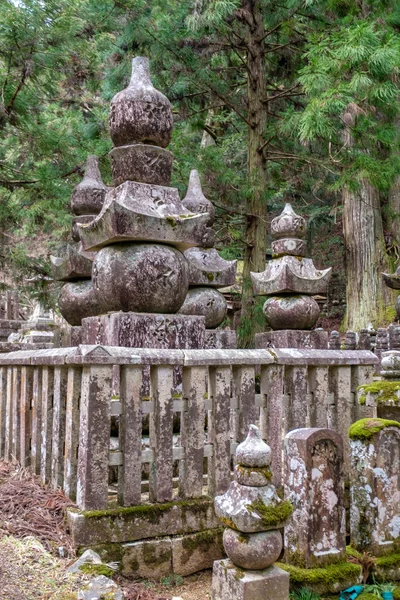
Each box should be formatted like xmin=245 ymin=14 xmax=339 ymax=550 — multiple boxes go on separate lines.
xmin=0 ymin=345 xmax=377 ymax=513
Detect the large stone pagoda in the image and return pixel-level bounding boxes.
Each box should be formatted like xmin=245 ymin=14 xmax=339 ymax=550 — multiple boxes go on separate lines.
xmin=251 ymin=203 xmax=331 ymax=349
xmin=56 ymin=56 xmax=236 ymax=350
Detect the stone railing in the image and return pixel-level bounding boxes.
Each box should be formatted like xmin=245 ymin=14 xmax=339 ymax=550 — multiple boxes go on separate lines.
xmin=0 ymin=345 xmax=377 ymax=512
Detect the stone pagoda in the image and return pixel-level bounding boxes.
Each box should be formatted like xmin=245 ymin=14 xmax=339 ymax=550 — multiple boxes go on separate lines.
xmin=212 ymin=425 xmax=290 ymax=600
xmin=251 ymin=203 xmax=331 ymax=349
xmin=55 ymin=56 xmax=236 ymax=350
xmin=51 ymin=155 xmax=106 ymax=328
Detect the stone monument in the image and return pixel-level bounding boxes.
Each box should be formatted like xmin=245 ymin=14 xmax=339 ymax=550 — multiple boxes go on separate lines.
xmin=212 ymin=424 xmax=291 ymax=600
xmin=251 ymin=203 xmax=331 ymax=349
xmin=178 ymin=169 xmax=237 ymax=348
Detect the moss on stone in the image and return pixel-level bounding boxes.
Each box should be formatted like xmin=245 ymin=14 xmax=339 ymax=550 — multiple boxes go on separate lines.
xmin=357 ymin=381 xmax=400 ymax=406
xmin=348 ymin=418 xmax=400 ymax=441
xmin=375 ymin=552 xmax=400 ymax=568
xmin=247 ymin=499 xmax=293 ymax=527
xmin=236 ymin=464 xmax=272 ymax=480
xmin=277 ymin=561 xmax=362 ymax=590
xmin=393 ymin=587 xmax=400 ymax=600
xmin=181 ymin=528 xmax=223 ymax=553
xmin=79 ymin=543 xmax=123 ymax=563
xmin=345 ymin=546 xmax=363 ymax=560
xmin=220 ymin=516 xmax=239 ymax=531
xmin=82 ymin=497 xmax=211 ymax=521
xmin=357 ymin=593 xmax=378 ymax=600
xmin=166 ymin=216 xmax=177 ymax=227
xmin=79 ymin=563 xmax=115 ymax=577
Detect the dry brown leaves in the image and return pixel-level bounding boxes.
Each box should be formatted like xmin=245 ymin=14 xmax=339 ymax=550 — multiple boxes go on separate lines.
xmin=0 ymin=460 xmax=76 ymax=557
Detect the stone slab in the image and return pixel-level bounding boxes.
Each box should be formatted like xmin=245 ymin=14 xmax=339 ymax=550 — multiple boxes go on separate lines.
xmin=81 ymin=312 xmax=206 ymax=349
xmin=205 ymin=330 xmax=237 ymax=349
xmin=256 ymin=329 xmax=328 ymax=350
xmin=172 ymin=529 xmax=224 ymax=577
xmin=121 ymin=538 xmax=172 ymax=579
xmin=67 ymin=498 xmax=219 ymax=546
xmin=0 ymin=342 xmax=54 ymax=354
xmin=212 ymin=559 xmax=289 ymax=600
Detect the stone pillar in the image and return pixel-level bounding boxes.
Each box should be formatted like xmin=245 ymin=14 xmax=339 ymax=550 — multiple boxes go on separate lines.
xmin=212 ymin=425 xmax=290 ymax=600
xmin=358 ymin=329 xmax=371 ymax=351
xmin=349 ymin=418 xmax=400 ymax=556
xmin=284 ymin=428 xmax=346 ymax=567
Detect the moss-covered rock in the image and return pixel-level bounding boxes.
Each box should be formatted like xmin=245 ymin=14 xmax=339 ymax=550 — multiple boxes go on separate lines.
xmin=358 ymin=381 xmax=400 ymax=406
xmin=348 ymin=418 xmax=400 ymax=441
xmin=247 ymin=499 xmax=293 ymax=528
xmin=277 ymin=561 xmax=362 ymax=594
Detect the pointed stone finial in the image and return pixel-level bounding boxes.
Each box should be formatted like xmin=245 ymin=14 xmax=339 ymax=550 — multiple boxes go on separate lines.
xmin=109 ymin=56 xmax=174 ymax=149
xmin=182 ymin=170 xmax=215 ymax=224
xmin=236 ymin=424 xmax=271 ymax=467
xmin=271 ymin=203 xmax=306 ymax=240
xmin=70 ymin=155 xmax=108 ymax=216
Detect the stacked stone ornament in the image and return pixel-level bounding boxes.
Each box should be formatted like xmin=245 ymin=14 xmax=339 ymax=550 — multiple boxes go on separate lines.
xmin=178 ymin=170 xmax=237 ymax=335
xmin=75 ymin=57 xmax=215 ymax=349
xmin=52 ymin=155 xmax=106 ymax=326
xmin=251 ymin=203 xmax=332 ymax=349
xmin=212 ymin=425 xmax=291 ymax=600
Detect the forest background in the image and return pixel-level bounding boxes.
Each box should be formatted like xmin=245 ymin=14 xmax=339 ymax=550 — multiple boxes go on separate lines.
xmin=0 ymin=0 xmax=399 ymax=347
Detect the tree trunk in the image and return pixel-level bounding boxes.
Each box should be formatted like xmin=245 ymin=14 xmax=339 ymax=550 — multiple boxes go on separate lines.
xmin=237 ymin=0 xmax=268 ymax=348
xmin=342 ymin=104 xmax=393 ymax=330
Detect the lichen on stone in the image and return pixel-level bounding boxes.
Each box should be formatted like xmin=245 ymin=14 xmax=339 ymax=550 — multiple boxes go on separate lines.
xmin=357 ymin=381 xmax=400 ymax=406
xmin=247 ymin=498 xmax=293 ymax=527
xmin=348 ymin=418 xmax=400 ymax=441
xmin=277 ymin=561 xmax=362 ymax=589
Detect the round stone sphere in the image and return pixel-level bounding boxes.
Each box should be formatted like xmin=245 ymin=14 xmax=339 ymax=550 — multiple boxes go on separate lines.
xmin=263 ymin=294 xmax=320 ymax=330
xmin=223 ymin=528 xmax=282 ymax=570
xmin=178 ymin=287 xmax=226 ymax=328
xmin=92 ymin=243 xmax=188 ymax=314
xmin=58 ymin=280 xmax=102 ymax=326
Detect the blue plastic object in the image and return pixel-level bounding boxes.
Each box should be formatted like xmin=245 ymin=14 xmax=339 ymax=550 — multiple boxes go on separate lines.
xmin=339 ymin=585 xmax=364 ymax=600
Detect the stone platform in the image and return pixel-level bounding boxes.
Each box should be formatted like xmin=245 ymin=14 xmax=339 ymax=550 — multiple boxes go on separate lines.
xmin=82 ymin=312 xmax=206 ymax=349
xmin=212 ymin=559 xmax=289 ymax=600
xmin=256 ymin=329 xmax=328 ymax=350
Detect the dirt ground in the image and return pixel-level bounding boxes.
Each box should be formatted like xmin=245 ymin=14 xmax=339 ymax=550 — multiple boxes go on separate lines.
xmin=0 ymin=460 xmax=212 ymax=600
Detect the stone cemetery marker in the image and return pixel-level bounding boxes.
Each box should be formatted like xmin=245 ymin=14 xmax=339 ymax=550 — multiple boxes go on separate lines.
xmin=284 ymin=428 xmax=346 ymax=567
xmin=349 ymin=418 xmax=400 ymax=555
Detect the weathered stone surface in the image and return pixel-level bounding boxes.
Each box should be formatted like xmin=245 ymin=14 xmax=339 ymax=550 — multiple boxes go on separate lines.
xmin=329 ymin=330 xmax=341 ymax=350
xmin=182 ymin=170 xmax=215 ymax=225
xmin=350 ymin=423 xmax=400 ymax=555
xmin=271 ymin=237 xmax=306 ymax=258
xmin=252 ymin=256 xmax=331 ymax=296
xmin=122 ymin=538 xmax=172 ymax=579
xmin=223 ymin=529 xmax=282 ymax=570
xmin=271 ymin=203 xmax=306 ymax=239
xmin=50 ymin=243 xmax=95 ymax=281
xmin=184 ymin=247 xmax=236 ymax=288
xmin=256 ymin=329 xmax=328 ymax=350
xmin=236 ymin=425 xmax=272 ymax=468
xmin=263 ymin=295 xmax=320 ymax=330
xmin=178 ymin=287 xmax=227 ymax=328
xmin=58 ymin=280 xmax=102 ymax=326
xmin=92 ymin=243 xmax=188 ymax=314
xmin=67 ymin=548 xmax=102 ymax=573
xmin=110 ymin=57 xmax=173 ymax=149
xmin=78 ymin=576 xmax=123 ymax=600
xmin=67 ymin=498 xmax=219 ymax=546
xmin=234 ymin=464 xmax=271 ymax=487
xmin=171 ymin=529 xmax=224 ymax=577
xmin=284 ymin=428 xmax=346 ymax=567
xmin=70 ymin=155 xmax=108 ymax=216
xmin=110 ymin=143 xmax=173 ymax=187
xmin=78 ymin=181 xmax=214 ymax=252
xmin=381 ymin=350 xmax=400 ymax=377
xmin=396 ymin=295 xmax=400 ymax=319
xmin=205 ymin=330 xmax=237 ymax=349
xmin=212 ymin=560 xmax=289 ymax=600
xmin=72 ymin=215 xmax=97 ymax=242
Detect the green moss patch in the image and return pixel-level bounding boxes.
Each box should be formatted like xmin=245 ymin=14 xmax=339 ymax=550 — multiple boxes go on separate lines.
xmin=375 ymin=552 xmax=400 ymax=568
xmin=358 ymin=381 xmax=400 ymax=406
xmin=357 ymin=593 xmax=378 ymax=600
xmin=349 ymin=418 xmax=400 ymax=441
xmin=82 ymin=497 xmax=211 ymax=520
xmin=247 ymin=499 xmax=293 ymax=527
xmin=277 ymin=561 xmax=362 ymax=593
xmin=79 ymin=563 xmax=115 ymax=577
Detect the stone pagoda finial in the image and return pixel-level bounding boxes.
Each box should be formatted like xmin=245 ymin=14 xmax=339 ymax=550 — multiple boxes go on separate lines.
xmin=271 ymin=202 xmax=306 ymax=258
xmin=212 ymin=425 xmax=291 ymax=599
xmin=109 ymin=57 xmax=174 ymax=187
xmin=70 ymin=155 xmax=108 ymax=218
xmin=182 ymin=170 xmax=215 ymax=225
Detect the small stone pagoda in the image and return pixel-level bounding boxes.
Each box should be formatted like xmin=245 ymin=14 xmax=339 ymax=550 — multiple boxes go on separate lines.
xmin=251 ymin=203 xmax=331 ymax=349
xmin=56 ymin=57 xmax=236 ymax=350
xmin=212 ymin=425 xmax=291 ymax=600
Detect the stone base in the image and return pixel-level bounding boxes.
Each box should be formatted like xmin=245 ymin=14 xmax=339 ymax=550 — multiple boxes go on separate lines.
xmin=276 ymin=561 xmax=362 ymax=595
xmin=120 ymin=528 xmax=224 ymax=579
xmin=0 ymin=342 xmax=54 ymax=353
xmin=205 ymin=330 xmax=237 ymax=349
xmin=377 ymin=405 xmax=400 ymax=421
xmin=212 ymin=559 xmax=289 ymax=600
xmin=373 ymin=552 xmax=400 ymax=582
xmin=255 ymin=329 xmax=328 ymax=350
xmin=82 ymin=312 xmax=206 ymax=349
